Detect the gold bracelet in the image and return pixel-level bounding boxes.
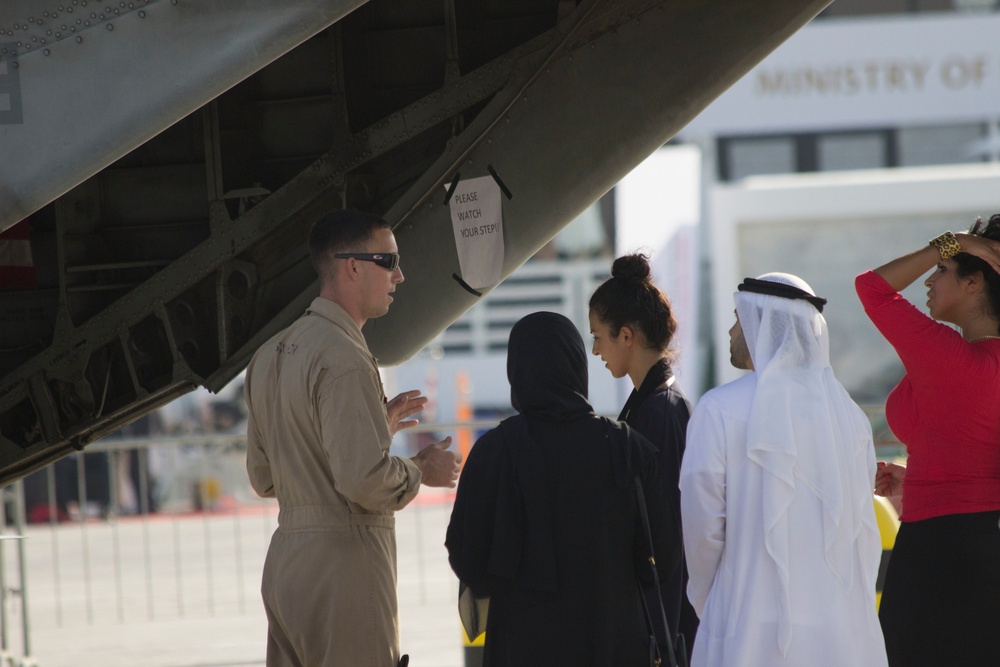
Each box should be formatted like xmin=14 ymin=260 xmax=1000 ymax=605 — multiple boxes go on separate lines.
xmin=929 ymin=231 xmax=962 ymax=260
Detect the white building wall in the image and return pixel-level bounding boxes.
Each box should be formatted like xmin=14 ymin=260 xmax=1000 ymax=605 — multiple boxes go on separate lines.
xmin=681 ymin=12 xmax=1000 ymax=136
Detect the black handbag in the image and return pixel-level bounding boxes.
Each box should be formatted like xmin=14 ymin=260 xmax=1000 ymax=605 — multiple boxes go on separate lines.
xmin=635 ymin=475 xmax=688 ymax=667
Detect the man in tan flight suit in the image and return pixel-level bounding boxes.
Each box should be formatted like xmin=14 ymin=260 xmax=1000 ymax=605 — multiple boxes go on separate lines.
xmin=245 ymin=209 xmax=462 ymax=667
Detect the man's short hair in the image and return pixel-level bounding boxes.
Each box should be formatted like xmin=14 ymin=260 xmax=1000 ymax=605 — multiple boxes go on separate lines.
xmin=308 ymin=209 xmax=392 ymax=277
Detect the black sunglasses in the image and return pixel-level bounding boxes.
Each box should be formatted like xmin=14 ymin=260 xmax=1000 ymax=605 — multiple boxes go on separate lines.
xmin=333 ymin=252 xmax=400 ymax=271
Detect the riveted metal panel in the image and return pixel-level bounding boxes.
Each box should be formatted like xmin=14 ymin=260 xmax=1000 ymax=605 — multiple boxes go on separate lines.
xmin=0 ymin=0 xmax=366 ymax=232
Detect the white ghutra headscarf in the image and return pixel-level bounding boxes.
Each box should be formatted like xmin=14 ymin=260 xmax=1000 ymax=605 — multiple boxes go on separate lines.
xmin=735 ymin=273 xmax=879 ymax=656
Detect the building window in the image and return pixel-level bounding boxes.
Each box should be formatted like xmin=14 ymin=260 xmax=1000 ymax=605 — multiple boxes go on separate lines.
xmin=718 ymin=120 xmax=995 ymax=181
xmin=897 ymin=123 xmax=988 ymax=166
xmin=817 ymin=132 xmax=892 ymax=171
xmin=721 ymin=137 xmax=797 ymax=180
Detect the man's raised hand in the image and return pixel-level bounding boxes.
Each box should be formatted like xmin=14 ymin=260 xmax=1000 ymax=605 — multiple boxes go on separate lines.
xmin=387 ymin=390 xmax=429 ymax=436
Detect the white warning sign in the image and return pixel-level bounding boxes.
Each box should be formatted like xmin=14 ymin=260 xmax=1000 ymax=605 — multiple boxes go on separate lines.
xmin=448 ymin=175 xmax=504 ymax=289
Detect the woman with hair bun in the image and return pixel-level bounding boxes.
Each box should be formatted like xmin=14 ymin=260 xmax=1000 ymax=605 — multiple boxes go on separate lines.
xmin=589 ymin=252 xmax=698 ymax=659
xmin=856 ymin=213 xmax=1000 ymax=666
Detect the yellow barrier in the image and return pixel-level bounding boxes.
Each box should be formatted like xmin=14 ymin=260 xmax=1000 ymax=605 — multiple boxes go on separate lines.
xmin=462 ymin=626 xmax=485 ymax=647
xmin=874 ymin=495 xmax=900 ymax=611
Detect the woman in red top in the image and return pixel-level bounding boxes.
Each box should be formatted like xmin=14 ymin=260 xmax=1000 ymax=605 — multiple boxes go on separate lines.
xmin=856 ymin=213 xmax=1000 ymax=667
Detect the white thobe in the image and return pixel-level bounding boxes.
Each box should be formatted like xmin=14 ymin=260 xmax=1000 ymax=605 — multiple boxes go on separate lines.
xmin=680 ymin=374 xmax=887 ymax=667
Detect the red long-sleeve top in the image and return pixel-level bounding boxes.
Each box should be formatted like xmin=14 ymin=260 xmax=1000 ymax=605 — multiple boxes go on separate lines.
xmin=856 ymin=270 xmax=1000 ymax=521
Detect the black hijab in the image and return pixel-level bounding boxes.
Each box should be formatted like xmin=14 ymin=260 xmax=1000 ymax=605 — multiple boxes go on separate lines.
xmin=507 ymin=311 xmax=593 ymax=420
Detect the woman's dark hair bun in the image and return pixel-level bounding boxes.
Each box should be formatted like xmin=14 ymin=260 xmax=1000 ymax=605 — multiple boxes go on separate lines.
xmin=611 ymin=253 xmax=652 ymax=282
xmin=958 ymin=213 xmax=1000 ymax=327
xmin=972 ymin=213 xmax=1000 ymax=241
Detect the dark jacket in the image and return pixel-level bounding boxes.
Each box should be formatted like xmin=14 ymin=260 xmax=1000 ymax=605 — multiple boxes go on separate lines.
xmin=620 ymin=358 xmax=698 ymax=656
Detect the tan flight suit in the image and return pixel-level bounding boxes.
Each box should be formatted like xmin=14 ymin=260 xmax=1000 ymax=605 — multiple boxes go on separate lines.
xmin=245 ymin=297 xmax=422 ymax=667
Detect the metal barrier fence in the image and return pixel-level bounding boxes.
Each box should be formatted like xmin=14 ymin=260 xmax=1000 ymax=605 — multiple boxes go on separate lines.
xmin=0 ymin=422 xmax=489 ymax=667
xmin=0 ymin=433 xmax=277 ymax=667
xmin=0 ymin=480 xmax=31 ymax=667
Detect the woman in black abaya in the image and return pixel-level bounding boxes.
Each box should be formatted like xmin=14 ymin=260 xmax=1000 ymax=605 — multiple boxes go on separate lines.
xmin=445 ymin=311 xmax=681 ymax=666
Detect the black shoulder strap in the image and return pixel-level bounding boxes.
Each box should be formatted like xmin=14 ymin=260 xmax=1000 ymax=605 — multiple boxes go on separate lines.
xmin=635 ymin=473 xmax=683 ymax=667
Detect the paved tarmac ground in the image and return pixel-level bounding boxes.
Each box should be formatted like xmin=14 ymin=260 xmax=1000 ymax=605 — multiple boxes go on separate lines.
xmin=4 ymin=489 xmax=464 ymax=667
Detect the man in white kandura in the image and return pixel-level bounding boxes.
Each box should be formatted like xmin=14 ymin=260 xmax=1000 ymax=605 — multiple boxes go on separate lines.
xmin=679 ymin=273 xmax=888 ymax=667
